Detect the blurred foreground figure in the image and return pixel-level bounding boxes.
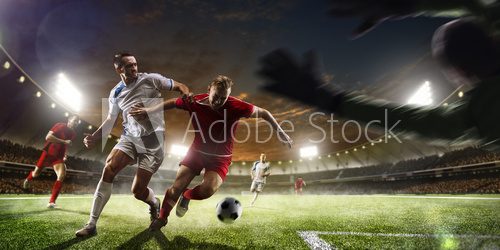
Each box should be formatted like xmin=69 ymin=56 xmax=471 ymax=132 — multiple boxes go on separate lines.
xmin=23 ymin=115 xmax=77 ymax=208
xmin=326 ymin=0 xmax=500 ymax=38
xmin=259 ymin=18 xmax=500 ymax=148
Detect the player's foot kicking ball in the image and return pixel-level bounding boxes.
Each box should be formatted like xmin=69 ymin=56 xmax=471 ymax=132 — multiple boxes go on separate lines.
xmin=176 ymin=194 xmax=190 ymax=217
xmin=47 ymin=202 xmax=56 ymax=209
xmin=22 ymin=179 xmax=30 ymax=189
xmin=149 ymin=197 xmax=160 ymax=221
xmin=149 ymin=218 xmax=167 ymax=231
xmin=75 ymin=223 xmax=97 ymax=237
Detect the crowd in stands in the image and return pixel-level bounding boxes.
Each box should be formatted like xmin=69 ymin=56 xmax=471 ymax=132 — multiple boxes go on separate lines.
xmin=0 ymin=178 xmax=95 ymax=194
xmin=0 ymin=139 xmax=104 ymax=172
xmin=1 ymin=139 xmax=499 ymax=195
xmin=397 ymin=178 xmax=500 ymax=194
xmin=340 ymin=147 xmax=500 ymax=178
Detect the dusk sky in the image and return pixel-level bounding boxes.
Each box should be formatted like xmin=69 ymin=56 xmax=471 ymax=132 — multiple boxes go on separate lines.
xmin=0 ymin=0 xmax=456 ymax=160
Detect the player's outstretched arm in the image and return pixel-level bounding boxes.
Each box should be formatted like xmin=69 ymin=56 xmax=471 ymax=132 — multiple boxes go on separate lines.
xmin=328 ymin=0 xmax=493 ymax=38
xmin=172 ymin=80 xmax=193 ymax=101
xmin=250 ymin=106 xmax=293 ymax=148
xmin=129 ymin=98 xmax=178 ymax=118
xmin=84 ymin=114 xmax=118 ymax=149
xmin=46 ymin=131 xmax=71 ymax=145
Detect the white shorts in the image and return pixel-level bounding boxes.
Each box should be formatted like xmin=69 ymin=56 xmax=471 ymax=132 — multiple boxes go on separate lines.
xmin=250 ymin=181 xmax=265 ymax=192
xmin=113 ymin=132 xmax=164 ymax=174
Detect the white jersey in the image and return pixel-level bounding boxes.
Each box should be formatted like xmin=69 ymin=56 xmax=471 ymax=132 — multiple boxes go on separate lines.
xmin=108 ymin=73 xmax=174 ymax=137
xmin=252 ymin=161 xmax=270 ymax=183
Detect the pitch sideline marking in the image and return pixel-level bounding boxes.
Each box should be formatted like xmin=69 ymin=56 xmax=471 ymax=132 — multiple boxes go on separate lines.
xmin=297 ymin=231 xmax=500 ymax=250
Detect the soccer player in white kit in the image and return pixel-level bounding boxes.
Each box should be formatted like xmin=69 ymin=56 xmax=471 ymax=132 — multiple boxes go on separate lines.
xmin=75 ymin=52 xmax=191 ymax=237
xmin=250 ymin=153 xmax=270 ymax=206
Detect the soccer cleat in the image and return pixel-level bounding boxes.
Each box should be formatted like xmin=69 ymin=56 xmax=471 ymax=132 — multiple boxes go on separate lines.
xmin=149 ymin=218 xmax=167 ymax=231
xmin=22 ymin=179 xmax=30 ymax=189
xmin=75 ymin=223 xmax=97 ymax=237
xmin=176 ymin=194 xmax=190 ymax=217
xmin=47 ymin=202 xmax=56 ymax=209
xmin=149 ymin=197 xmax=161 ymax=221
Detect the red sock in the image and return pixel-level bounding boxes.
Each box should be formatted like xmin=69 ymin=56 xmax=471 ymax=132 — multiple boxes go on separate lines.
xmin=159 ymin=192 xmax=175 ymax=220
xmin=49 ymin=180 xmax=62 ymax=203
xmin=183 ymin=186 xmax=205 ymax=200
xmin=26 ymin=171 xmax=34 ymax=181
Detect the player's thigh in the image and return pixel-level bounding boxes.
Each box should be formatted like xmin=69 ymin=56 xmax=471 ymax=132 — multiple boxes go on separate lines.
xmin=202 ymin=170 xmax=223 ymax=190
xmin=172 ymin=165 xmax=197 ymax=190
xmin=131 ymin=168 xmax=153 ymax=192
xmin=105 ymin=149 xmax=134 ymax=173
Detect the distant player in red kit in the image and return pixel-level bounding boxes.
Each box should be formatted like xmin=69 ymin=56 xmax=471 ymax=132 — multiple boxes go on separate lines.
xmin=130 ymin=75 xmax=293 ymax=230
xmin=23 ymin=115 xmax=78 ymax=208
xmin=295 ymin=177 xmax=306 ymax=195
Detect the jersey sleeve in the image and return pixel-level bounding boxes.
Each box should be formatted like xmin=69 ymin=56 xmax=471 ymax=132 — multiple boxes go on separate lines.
xmin=231 ymin=98 xmax=255 ymax=118
xmin=108 ymin=89 xmax=120 ymax=116
xmin=148 ymin=73 xmax=174 ymax=91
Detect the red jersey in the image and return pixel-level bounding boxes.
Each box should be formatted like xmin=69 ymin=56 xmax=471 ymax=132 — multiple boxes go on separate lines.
xmin=175 ymin=94 xmax=254 ymax=156
xmin=42 ymin=123 xmax=76 ymax=159
xmin=295 ymin=178 xmax=305 ymax=189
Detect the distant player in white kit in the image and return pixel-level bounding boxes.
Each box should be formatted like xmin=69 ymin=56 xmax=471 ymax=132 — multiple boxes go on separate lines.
xmin=75 ymin=52 xmax=191 ymax=237
xmin=250 ymin=153 xmax=270 ymax=206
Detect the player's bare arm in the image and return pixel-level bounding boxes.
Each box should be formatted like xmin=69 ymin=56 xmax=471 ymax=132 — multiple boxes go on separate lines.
xmin=129 ymin=98 xmax=178 ymax=118
xmin=46 ymin=131 xmax=71 ymax=145
xmin=83 ymin=113 xmax=119 ymax=149
xmin=250 ymin=106 xmax=293 ymax=148
xmin=172 ymin=80 xmax=193 ymax=100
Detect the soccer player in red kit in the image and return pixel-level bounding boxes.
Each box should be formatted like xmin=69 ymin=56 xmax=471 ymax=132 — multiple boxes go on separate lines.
xmin=23 ymin=115 xmax=78 ymax=208
xmin=295 ymin=177 xmax=306 ymax=195
xmin=130 ymin=75 xmax=293 ymax=230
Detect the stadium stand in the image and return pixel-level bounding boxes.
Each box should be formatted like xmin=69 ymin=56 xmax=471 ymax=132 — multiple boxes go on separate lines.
xmin=1 ymin=139 xmax=499 ymax=195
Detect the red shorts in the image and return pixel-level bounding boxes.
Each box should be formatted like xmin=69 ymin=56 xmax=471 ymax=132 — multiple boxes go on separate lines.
xmin=36 ymin=151 xmax=64 ymax=168
xmin=180 ymin=149 xmax=232 ymax=181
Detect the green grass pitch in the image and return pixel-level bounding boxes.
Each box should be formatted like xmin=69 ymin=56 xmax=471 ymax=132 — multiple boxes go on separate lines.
xmin=1 ymin=194 xmax=500 ymax=249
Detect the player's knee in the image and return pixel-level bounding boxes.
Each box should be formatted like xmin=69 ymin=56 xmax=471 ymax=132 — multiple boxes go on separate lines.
xmin=57 ymin=173 xmax=66 ymax=181
xmin=102 ymin=164 xmax=117 ymax=182
xmin=201 ymin=185 xmax=218 ymax=198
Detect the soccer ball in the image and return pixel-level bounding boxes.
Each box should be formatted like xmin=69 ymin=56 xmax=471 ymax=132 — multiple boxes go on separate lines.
xmin=216 ymin=197 xmax=242 ymax=223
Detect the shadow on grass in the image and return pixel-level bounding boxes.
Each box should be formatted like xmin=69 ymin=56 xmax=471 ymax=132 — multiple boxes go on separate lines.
xmin=42 ymin=236 xmax=91 ymax=250
xmin=118 ymin=229 xmax=237 ymax=249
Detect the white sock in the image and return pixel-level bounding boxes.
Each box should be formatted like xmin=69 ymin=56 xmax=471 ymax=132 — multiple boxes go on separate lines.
xmin=145 ymin=187 xmax=156 ymax=206
xmin=88 ymin=180 xmax=113 ymax=226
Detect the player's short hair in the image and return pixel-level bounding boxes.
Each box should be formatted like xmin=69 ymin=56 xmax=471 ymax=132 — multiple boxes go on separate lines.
xmin=113 ymin=52 xmax=135 ymax=69
xmin=208 ymin=75 xmax=234 ymax=91
xmin=432 ymin=19 xmax=500 ymax=79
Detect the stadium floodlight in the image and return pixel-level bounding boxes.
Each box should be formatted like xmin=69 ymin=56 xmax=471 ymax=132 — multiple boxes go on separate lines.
xmin=55 ymin=73 xmax=82 ymax=112
xmin=50 ymin=103 xmax=56 ymax=109
xmin=35 ymin=91 xmax=42 ymax=98
xmin=300 ymin=146 xmax=318 ymax=158
xmin=170 ymin=144 xmax=188 ymax=157
xmin=458 ymin=91 xmax=464 ymax=98
xmin=242 ymin=162 xmax=246 ymax=165
xmin=3 ymin=61 xmax=10 ymax=69
xmin=18 ymin=76 xmax=25 ymax=83
xmin=407 ymin=81 xmax=433 ymax=106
